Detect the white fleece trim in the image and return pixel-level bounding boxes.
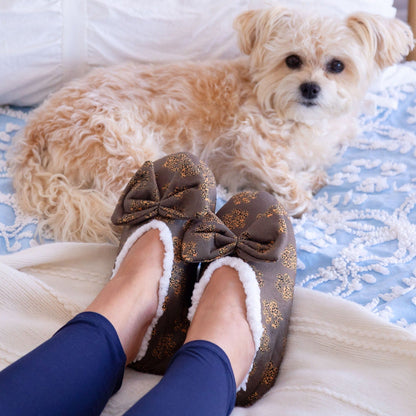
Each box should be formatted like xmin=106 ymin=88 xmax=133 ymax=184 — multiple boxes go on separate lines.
xmin=188 ymin=257 xmax=263 ymax=391
xmin=111 ymin=219 xmax=174 ymax=362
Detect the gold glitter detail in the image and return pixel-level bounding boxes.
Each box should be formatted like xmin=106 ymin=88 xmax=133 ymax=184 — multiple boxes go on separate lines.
xmin=163 ymin=154 xmax=200 ymax=177
xmin=199 ymin=230 xmax=217 ymax=241
xmin=201 ymin=162 xmax=216 ymax=188
xmin=161 ymin=182 xmax=169 ymax=193
xmin=173 ymin=319 xmax=189 ymax=334
xmin=151 ymin=335 xmax=176 ymax=360
xmin=129 ymin=199 xmax=155 ymax=212
xmin=162 ymin=296 xmax=169 ymax=312
xmin=278 ymin=217 xmax=287 ymax=233
xmin=263 ymin=300 xmax=283 ymax=329
xmin=281 ymin=244 xmax=297 ymax=270
xmin=171 ymin=263 xmax=185 ymax=284
xmin=256 ymin=204 xmax=288 ymax=221
xmin=251 ymin=264 xmax=264 ymax=287
xmin=232 ymin=191 xmax=258 ymax=205
xmin=222 ymin=209 xmax=248 ymax=230
xmin=275 ymin=203 xmax=287 ymax=216
xmin=247 ymin=392 xmax=259 ymax=404
xmin=119 ymin=213 xmax=135 ymax=224
xmin=199 ymin=162 xmax=215 ymax=203
xmin=182 ymin=240 xmax=198 ymax=261
xmin=218 ymin=245 xmax=233 ymax=257
xmin=164 ymin=217 xmax=176 ymax=225
xmin=172 ymin=185 xmax=187 ymax=196
xmin=130 ymin=170 xmax=151 ymax=192
xmin=172 ymin=237 xmax=181 ymax=261
xmin=262 ymin=361 xmax=279 ymax=386
xmin=275 ymin=273 xmax=294 ymax=300
xmin=170 ymin=275 xmax=184 ymax=296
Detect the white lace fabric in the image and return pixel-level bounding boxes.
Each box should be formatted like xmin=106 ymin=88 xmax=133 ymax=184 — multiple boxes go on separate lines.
xmin=1 ymin=63 xmax=416 ymax=332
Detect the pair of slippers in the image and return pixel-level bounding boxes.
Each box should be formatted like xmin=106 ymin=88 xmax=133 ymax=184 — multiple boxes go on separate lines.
xmin=111 ymin=152 xmax=296 ymax=406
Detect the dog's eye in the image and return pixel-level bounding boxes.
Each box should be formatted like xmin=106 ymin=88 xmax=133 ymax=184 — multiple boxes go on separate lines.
xmin=285 ymin=55 xmax=302 ymax=70
xmin=326 ymin=59 xmax=344 ymax=74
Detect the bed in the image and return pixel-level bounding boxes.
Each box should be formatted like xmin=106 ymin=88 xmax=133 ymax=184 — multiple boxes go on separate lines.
xmin=0 ymin=1 xmax=415 ymax=414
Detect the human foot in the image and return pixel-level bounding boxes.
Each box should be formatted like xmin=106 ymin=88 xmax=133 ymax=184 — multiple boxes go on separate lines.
xmin=185 ymin=266 xmax=256 ymax=387
xmin=183 ymin=191 xmax=296 ymax=405
xmin=109 ymin=152 xmax=217 ymax=373
xmin=86 ymin=229 xmax=164 ymax=363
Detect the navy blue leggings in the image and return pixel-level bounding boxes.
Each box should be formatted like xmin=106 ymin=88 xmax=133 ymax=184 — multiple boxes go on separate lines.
xmin=0 ymin=312 xmax=236 ymax=416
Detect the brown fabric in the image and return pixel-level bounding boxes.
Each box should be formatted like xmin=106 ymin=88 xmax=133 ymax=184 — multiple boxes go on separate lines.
xmin=112 ymin=156 xmax=296 ymax=402
xmin=184 ymin=191 xmax=297 ymax=406
xmin=182 ymin=194 xmax=292 ymax=264
xmin=112 ymin=152 xmax=216 ymax=227
xmin=111 ymin=152 xmax=216 ymax=374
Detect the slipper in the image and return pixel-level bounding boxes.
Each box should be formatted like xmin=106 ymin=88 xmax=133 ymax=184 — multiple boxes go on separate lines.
xmin=184 ymin=191 xmax=296 ymax=405
xmin=111 ymin=152 xmax=216 ymax=374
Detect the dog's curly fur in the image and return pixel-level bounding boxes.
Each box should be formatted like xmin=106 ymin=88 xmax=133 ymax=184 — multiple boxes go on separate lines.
xmin=9 ymin=7 xmax=413 ymax=243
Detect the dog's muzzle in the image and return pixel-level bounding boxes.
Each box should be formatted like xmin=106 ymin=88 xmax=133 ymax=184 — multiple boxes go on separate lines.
xmin=300 ymin=82 xmax=320 ymax=106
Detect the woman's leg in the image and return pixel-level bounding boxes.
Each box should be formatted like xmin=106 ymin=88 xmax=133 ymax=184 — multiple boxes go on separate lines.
xmin=0 ymin=229 xmax=164 ymax=416
xmin=85 ymin=229 xmax=164 ymax=363
xmin=124 ymin=266 xmax=255 ymax=416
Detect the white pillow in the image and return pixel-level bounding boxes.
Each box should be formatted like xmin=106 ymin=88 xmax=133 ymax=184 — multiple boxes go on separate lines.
xmin=0 ymin=0 xmax=397 ymax=106
xmin=275 ymin=0 xmax=396 ymax=17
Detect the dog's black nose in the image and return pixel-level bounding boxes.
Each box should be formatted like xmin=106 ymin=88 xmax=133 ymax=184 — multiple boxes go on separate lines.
xmin=300 ymin=82 xmax=321 ymax=100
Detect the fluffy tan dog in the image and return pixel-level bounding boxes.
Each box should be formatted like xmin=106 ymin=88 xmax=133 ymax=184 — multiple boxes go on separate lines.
xmin=9 ymin=7 xmax=413 ymax=243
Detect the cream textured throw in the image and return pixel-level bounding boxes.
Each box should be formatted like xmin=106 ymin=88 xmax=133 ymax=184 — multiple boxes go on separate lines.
xmin=0 ymin=242 xmax=415 ymax=415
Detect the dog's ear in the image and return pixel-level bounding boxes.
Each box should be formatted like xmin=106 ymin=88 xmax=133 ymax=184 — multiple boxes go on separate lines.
xmin=233 ymin=9 xmax=261 ymax=55
xmin=234 ymin=7 xmax=293 ymax=55
xmin=347 ymin=13 xmax=414 ymax=69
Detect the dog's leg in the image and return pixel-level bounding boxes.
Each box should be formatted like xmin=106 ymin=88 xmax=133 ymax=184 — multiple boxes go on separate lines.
xmin=276 ymin=168 xmax=328 ymax=216
xmin=209 ymin=148 xmax=320 ymax=217
xmin=257 ymin=167 xmax=316 ymax=217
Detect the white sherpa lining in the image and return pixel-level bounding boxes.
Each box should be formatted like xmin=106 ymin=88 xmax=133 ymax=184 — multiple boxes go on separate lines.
xmin=111 ymin=219 xmax=174 ymax=362
xmin=188 ymin=257 xmax=263 ymax=391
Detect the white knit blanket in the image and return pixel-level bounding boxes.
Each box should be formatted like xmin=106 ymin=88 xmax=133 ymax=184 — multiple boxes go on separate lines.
xmin=0 ymin=243 xmax=415 ymax=415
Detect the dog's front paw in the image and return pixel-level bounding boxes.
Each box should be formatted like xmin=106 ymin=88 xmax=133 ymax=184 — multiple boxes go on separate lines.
xmin=294 ymin=169 xmax=328 ymax=197
xmin=312 ymin=171 xmax=328 ymax=194
xmin=273 ymin=188 xmax=313 ymax=218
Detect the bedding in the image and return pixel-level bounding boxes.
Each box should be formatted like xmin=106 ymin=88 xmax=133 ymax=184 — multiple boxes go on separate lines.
xmin=0 ymin=243 xmax=415 ymax=415
xmin=1 ymin=1 xmax=416 ymax=414
xmin=1 ymin=62 xmax=416 ymax=415
xmin=2 ymin=63 xmax=416 ymax=331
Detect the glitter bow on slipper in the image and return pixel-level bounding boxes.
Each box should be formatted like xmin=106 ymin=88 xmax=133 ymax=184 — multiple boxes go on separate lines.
xmin=111 ymin=152 xmax=216 ymax=374
xmin=182 ymin=204 xmax=292 ymax=264
xmin=112 ymin=155 xmax=216 ymax=227
xmin=185 ymin=191 xmax=297 ymax=406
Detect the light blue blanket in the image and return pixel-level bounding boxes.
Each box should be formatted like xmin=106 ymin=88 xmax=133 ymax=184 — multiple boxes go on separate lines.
xmin=2 ymin=67 xmax=416 ymax=332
